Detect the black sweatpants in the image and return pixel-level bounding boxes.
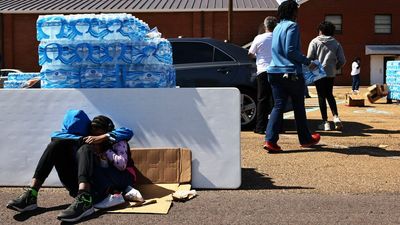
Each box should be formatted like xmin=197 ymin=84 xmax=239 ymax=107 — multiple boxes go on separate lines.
xmin=255 ymin=72 xmax=274 ymax=132
xmin=33 ymin=138 xmax=94 ymax=197
xmin=314 ymin=77 xmax=339 ymax=121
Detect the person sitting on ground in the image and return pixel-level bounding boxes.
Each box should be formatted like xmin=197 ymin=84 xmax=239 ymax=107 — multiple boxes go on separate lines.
xmin=6 ymin=110 xmax=134 ymax=222
xmin=88 ymin=115 xmax=143 ymax=210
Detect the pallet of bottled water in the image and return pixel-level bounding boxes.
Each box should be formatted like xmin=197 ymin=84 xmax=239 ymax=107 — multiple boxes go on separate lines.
xmin=3 ymin=73 xmax=40 ymax=89
xmin=386 ymin=61 xmax=400 ymax=100
xmin=37 ymin=13 xmax=175 ymax=88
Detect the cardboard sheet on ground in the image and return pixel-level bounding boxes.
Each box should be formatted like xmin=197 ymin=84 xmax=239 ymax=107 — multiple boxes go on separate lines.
xmin=108 ymin=184 xmax=191 ymax=214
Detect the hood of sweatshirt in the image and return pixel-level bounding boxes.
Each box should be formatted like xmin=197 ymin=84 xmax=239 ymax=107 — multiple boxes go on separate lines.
xmin=316 ymin=35 xmax=337 ymax=45
xmin=51 ymin=109 xmax=91 ymax=139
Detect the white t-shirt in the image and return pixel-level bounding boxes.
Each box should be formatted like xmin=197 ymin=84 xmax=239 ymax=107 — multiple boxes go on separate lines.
xmin=351 ymin=61 xmax=360 ymax=76
xmin=248 ymin=32 xmax=273 ymax=75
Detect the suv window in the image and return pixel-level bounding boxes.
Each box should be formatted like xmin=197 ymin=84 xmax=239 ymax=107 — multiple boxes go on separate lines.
xmin=172 ymin=42 xmax=233 ymax=64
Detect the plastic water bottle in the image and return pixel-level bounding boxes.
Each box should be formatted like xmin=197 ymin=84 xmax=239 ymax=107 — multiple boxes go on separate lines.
xmin=37 ymin=15 xmax=67 ymax=40
xmin=38 ymin=42 xmax=61 ymax=65
xmin=123 ymin=64 xmax=164 ymax=88
xmin=68 ymin=14 xmax=91 ymax=40
xmin=81 ymin=64 xmax=121 ymax=88
xmin=118 ymin=42 xmax=132 ymax=64
xmin=155 ymin=39 xmax=173 ymax=65
xmin=89 ymin=43 xmax=113 ymax=64
xmin=40 ymin=65 xmax=80 ymax=88
xmin=74 ymin=42 xmax=92 ymax=64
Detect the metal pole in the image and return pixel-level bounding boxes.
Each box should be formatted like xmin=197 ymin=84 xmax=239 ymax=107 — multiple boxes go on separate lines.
xmin=228 ymin=0 xmax=233 ymax=42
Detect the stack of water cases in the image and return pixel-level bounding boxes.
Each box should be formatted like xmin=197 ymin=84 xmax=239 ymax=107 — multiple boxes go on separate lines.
xmin=4 ymin=73 xmax=40 ymax=88
xmin=386 ymin=61 xmax=400 ymax=100
xmin=37 ymin=13 xmax=175 ymax=88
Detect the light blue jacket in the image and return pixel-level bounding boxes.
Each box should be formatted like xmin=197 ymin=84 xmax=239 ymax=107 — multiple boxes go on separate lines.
xmin=51 ymin=109 xmax=133 ymax=142
xmin=267 ymin=20 xmax=311 ymax=74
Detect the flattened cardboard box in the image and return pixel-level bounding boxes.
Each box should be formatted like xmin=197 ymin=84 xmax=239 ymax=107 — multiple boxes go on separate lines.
xmin=132 ymin=147 xmax=192 ymax=184
xmin=109 ymin=148 xmax=192 ymax=214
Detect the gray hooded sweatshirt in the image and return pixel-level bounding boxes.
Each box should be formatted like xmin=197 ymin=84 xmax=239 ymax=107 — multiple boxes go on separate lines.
xmin=307 ymin=35 xmax=346 ymax=77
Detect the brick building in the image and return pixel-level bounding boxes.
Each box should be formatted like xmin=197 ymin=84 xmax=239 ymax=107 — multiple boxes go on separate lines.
xmin=0 ymin=0 xmax=399 ymax=86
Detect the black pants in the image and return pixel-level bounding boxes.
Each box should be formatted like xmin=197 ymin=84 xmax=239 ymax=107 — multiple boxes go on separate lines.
xmin=314 ymin=77 xmax=338 ymax=121
xmin=255 ymin=72 xmax=273 ymax=132
xmin=33 ymin=139 xmax=94 ymax=197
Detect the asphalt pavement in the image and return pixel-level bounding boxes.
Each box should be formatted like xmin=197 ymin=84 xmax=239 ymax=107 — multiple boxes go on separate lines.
xmin=1 ymin=86 xmax=400 ymax=225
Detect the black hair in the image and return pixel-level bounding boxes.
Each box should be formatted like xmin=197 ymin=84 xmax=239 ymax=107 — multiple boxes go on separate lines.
xmin=91 ymin=115 xmax=115 ymax=133
xmin=318 ymin=21 xmax=335 ymax=36
xmin=353 ymin=57 xmax=361 ymax=69
xmin=264 ymin=16 xmax=278 ymax=32
xmin=277 ymin=0 xmax=299 ymax=21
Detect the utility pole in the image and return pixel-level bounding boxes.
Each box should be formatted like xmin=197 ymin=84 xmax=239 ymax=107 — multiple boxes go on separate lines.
xmin=227 ymin=0 xmax=233 ymax=42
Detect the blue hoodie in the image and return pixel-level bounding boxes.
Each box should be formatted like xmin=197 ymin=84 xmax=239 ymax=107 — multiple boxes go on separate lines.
xmin=267 ymin=20 xmax=311 ymax=74
xmin=51 ymin=109 xmax=133 ymax=142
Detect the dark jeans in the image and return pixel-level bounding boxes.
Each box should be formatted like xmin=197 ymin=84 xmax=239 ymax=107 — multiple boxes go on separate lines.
xmin=266 ymin=73 xmax=312 ymax=145
xmin=314 ymin=77 xmax=338 ymax=121
xmin=352 ymin=74 xmax=360 ymax=91
xmin=255 ymin=72 xmax=273 ymax=132
xmin=92 ymin=162 xmax=133 ymax=203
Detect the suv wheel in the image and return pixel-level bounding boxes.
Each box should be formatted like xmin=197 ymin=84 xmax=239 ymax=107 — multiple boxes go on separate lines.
xmin=240 ymin=89 xmax=257 ymax=130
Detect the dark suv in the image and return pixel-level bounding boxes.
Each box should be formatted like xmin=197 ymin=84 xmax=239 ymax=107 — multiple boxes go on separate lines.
xmin=169 ymin=38 xmax=258 ymax=130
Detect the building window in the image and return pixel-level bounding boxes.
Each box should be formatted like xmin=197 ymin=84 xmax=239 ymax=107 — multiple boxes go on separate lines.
xmin=375 ymin=15 xmax=391 ymax=34
xmin=325 ymin=15 xmax=342 ymax=34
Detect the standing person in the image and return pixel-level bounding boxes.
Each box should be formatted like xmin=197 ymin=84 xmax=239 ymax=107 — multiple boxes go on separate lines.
xmin=6 ymin=110 xmax=134 ymax=222
xmin=249 ymin=16 xmax=278 ymax=134
xmin=263 ymin=0 xmax=320 ymax=153
xmin=307 ymin=21 xmax=346 ymax=131
xmin=351 ymin=57 xmax=361 ymax=93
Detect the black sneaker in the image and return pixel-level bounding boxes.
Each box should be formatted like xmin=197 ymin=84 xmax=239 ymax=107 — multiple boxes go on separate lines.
xmin=57 ymin=192 xmax=94 ymax=222
xmin=6 ymin=189 xmax=38 ymax=212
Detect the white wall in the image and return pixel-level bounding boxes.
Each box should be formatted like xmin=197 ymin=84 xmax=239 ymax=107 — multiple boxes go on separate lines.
xmin=0 ymin=88 xmax=241 ymax=189
xmin=370 ymin=55 xmax=384 ymax=85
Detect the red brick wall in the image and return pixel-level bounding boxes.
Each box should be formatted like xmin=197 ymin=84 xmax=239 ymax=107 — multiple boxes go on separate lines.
xmin=3 ymin=14 xmax=39 ymax=72
xmin=2 ymin=0 xmax=400 ymax=86
xmin=135 ymin=11 xmax=276 ymax=45
xmin=298 ymin=0 xmax=400 ymax=85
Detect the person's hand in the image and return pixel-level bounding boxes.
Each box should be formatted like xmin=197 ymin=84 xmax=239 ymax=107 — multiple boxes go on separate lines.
xmin=83 ymin=134 xmax=108 ymax=144
xmin=308 ymin=62 xmax=317 ymax=71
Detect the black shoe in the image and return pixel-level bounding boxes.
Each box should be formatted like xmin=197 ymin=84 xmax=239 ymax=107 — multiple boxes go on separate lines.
xmin=6 ymin=188 xmax=38 ymax=212
xmin=57 ymin=192 xmax=94 ymax=222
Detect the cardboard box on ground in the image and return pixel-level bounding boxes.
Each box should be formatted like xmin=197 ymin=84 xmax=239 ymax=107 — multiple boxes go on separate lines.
xmin=108 ymin=148 xmax=193 ymax=214
xmin=366 ymin=84 xmax=389 ymax=103
xmin=345 ymin=93 xmax=365 ymax=106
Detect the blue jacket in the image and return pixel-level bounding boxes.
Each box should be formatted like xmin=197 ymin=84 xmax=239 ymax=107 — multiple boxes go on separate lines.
xmin=267 ymin=20 xmax=311 ymax=74
xmin=51 ymin=109 xmax=134 ymax=142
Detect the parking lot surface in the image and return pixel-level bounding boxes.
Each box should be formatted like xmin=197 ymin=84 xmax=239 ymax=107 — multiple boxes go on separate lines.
xmin=1 ymin=86 xmax=400 ymax=224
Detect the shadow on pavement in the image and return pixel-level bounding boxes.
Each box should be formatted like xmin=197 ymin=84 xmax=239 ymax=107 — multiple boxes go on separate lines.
xmin=278 ymin=145 xmax=400 ymax=157
xmin=13 ymin=203 xmax=69 ymax=222
xmin=239 ymin=168 xmax=314 ymax=190
xmin=283 ymin=119 xmax=400 ymax=137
